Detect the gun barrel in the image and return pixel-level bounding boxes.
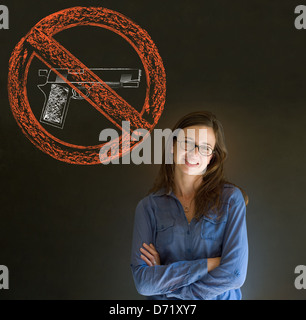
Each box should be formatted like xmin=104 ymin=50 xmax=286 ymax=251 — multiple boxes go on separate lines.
xmin=39 ymin=68 xmax=141 ymax=87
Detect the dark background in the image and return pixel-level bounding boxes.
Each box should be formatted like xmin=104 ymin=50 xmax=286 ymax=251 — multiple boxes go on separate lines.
xmin=1 ymin=0 xmax=306 ymax=299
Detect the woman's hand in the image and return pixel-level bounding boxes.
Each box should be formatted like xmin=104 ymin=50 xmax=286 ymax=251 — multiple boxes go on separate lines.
xmin=140 ymin=243 xmax=161 ymax=266
xmin=207 ymin=257 xmax=221 ymax=272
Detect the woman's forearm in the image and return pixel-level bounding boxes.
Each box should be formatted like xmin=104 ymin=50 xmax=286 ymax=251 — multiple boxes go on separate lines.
xmin=131 ymin=258 xmax=208 ymax=296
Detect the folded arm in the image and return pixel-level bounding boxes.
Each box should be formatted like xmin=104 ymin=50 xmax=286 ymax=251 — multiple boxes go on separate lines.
xmin=130 ymin=200 xmax=209 ymax=296
xmin=166 ymin=191 xmax=248 ymax=300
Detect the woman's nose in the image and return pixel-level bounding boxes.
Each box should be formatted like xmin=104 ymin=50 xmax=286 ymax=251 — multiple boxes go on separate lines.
xmin=194 ymin=145 xmax=200 ymax=155
xmin=187 ymin=145 xmax=200 ymax=158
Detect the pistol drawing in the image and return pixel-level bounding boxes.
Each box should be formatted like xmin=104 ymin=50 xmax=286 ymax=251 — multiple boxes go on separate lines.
xmin=38 ymin=68 xmax=142 ymax=129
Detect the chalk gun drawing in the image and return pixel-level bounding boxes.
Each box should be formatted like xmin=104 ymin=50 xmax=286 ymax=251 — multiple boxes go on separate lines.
xmin=37 ymin=68 xmax=142 ymax=129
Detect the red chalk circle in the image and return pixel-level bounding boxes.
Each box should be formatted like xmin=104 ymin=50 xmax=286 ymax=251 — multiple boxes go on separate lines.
xmin=8 ymin=6 xmax=166 ymax=164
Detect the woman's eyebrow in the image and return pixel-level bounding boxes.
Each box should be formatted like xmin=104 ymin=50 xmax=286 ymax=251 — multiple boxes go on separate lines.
xmin=185 ymin=137 xmax=213 ymax=147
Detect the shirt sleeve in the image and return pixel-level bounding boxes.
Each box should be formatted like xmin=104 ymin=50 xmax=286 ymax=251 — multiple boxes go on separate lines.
xmin=166 ymin=188 xmax=248 ymax=300
xmin=130 ymin=198 xmax=208 ymax=296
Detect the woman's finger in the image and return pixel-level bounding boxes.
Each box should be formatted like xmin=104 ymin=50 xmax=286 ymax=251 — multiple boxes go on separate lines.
xmin=149 ymin=244 xmax=160 ymax=265
xmin=143 ymin=243 xmax=158 ymax=255
xmin=140 ymin=243 xmax=160 ymax=266
xmin=140 ymin=247 xmax=155 ymax=263
xmin=140 ymin=254 xmax=153 ymax=267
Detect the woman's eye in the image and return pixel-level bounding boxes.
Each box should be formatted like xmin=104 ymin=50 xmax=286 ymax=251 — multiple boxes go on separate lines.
xmin=200 ymin=145 xmax=210 ymax=153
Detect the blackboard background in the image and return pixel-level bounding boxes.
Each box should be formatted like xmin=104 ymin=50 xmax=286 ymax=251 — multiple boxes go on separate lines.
xmin=1 ymin=0 xmax=306 ymax=299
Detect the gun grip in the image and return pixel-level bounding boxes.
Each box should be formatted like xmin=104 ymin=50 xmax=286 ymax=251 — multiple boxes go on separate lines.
xmin=40 ymin=84 xmax=71 ymax=129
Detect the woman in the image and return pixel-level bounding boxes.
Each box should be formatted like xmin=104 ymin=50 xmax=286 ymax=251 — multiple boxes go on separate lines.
xmin=130 ymin=111 xmax=248 ymax=300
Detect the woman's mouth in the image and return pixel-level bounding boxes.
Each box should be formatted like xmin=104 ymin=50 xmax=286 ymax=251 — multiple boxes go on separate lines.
xmin=185 ymin=159 xmax=199 ymax=167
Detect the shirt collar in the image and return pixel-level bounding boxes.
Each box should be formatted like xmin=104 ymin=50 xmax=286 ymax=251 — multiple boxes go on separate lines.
xmin=152 ymin=187 xmax=173 ymax=197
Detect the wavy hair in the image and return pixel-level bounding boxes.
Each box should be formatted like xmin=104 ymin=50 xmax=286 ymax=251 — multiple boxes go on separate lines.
xmin=148 ymin=111 xmax=248 ymax=220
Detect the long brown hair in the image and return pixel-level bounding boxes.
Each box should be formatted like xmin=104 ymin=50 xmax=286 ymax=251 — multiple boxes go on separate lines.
xmin=149 ymin=111 xmax=248 ymax=220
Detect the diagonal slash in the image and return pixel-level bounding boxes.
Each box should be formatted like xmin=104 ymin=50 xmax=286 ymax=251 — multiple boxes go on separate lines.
xmin=26 ymin=27 xmax=152 ymax=133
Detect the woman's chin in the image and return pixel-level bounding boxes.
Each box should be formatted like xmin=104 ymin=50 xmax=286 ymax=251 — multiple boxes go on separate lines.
xmin=178 ymin=162 xmax=207 ymax=176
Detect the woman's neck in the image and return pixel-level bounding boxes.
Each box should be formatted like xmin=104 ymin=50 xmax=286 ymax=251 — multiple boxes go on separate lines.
xmin=173 ymin=169 xmax=202 ymax=199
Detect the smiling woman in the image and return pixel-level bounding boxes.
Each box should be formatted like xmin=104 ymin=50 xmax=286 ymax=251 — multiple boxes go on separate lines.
xmin=130 ymin=111 xmax=249 ymax=300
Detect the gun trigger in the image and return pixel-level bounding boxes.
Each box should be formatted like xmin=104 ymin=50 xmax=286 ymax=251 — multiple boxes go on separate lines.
xmin=72 ymin=89 xmax=78 ymax=99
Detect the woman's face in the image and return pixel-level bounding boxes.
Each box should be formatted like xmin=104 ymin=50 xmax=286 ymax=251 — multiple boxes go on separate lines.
xmin=173 ymin=125 xmax=216 ymax=176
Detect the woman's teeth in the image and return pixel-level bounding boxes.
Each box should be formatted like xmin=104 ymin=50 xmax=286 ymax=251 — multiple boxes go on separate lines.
xmin=185 ymin=159 xmax=199 ymax=167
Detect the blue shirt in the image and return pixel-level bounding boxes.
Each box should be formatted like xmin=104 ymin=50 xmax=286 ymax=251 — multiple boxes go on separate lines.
xmin=130 ymin=184 xmax=248 ymax=300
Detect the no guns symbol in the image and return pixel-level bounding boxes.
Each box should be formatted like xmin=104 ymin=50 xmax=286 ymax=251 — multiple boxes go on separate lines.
xmin=8 ymin=7 xmax=166 ymax=165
